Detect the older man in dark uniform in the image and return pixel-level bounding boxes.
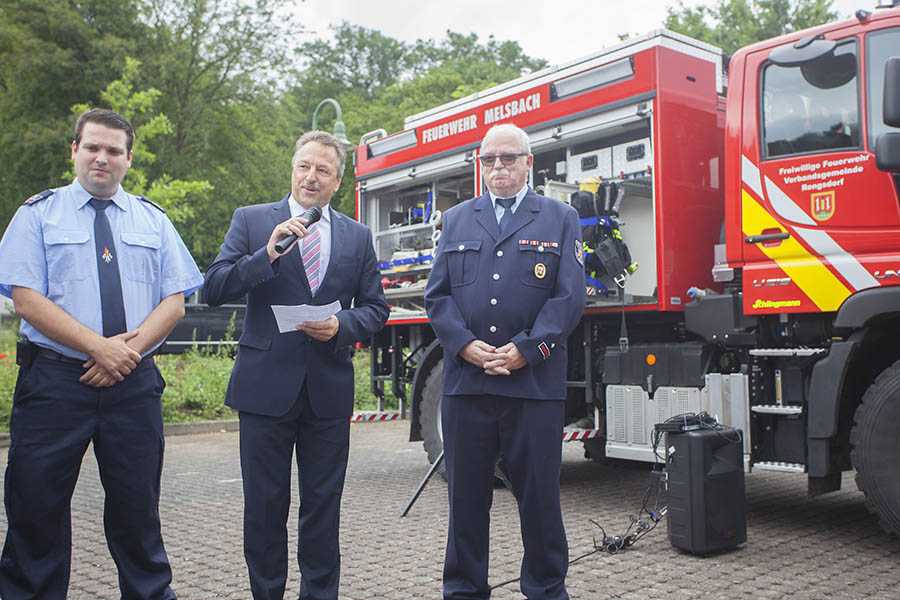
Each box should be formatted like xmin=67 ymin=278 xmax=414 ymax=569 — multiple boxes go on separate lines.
xmin=425 ymin=123 xmax=585 ymax=600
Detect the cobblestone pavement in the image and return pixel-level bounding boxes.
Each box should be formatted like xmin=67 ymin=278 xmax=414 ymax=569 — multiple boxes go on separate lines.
xmin=2 ymin=421 xmax=899 ymax=599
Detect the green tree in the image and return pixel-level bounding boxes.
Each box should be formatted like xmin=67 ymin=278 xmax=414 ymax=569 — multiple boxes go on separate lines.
xmin=0 ymin=0 xmax=146 ymax=226
xmin=141 ymin=0 xmax=299 ymax=175
xmin=295 ymin=23 xmax=408 ymax=103
xmin=288 ymin=25 xmax=546 ymax=215
xmin=665 ymin=0 xmax=838 ymax=55
xmin=69 ymin=57 xmax=212 ymax=225
xmin=131 ymin=0 xmax=301 ymax=265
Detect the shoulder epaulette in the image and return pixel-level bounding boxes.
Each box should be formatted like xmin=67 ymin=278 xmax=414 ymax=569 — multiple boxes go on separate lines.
xmin=23 ymin=189 xmax=54 ymax=205
xmin=137 ymin=196 xmax=166 ymax=213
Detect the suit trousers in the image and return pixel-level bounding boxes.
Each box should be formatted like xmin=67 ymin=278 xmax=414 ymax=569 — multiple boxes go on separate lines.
xmin=239 ymin=384 xmax=350 ymax=600
xmin=0 ymin=355 xmax=174 ymax=600
xmin=442 ymin=394 xmax=569 ymax=600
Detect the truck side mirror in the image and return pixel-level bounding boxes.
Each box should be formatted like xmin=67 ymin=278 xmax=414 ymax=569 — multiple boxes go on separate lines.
xmin=876 ymin=134 xmax=900 ymax=172
xmin=876 ymin=58 xmax=900 ymax=172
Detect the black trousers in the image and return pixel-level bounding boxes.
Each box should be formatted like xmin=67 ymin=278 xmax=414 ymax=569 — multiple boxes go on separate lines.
xmin=239 ymin=384 xmax=350 ymax=600
xmin=442 ymin=394 xmax=569 ymax=600
xmin=0 ymin=355 xmax=175 ymax=600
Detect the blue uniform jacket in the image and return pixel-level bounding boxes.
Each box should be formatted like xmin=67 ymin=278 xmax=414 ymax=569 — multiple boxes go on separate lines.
xmin=203 ymin=195 xmax=389 ymax=418
xmin=425 ymin=190 xmax=585 ymax=400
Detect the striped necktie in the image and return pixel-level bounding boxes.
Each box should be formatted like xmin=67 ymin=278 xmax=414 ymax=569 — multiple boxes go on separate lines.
xmin=302 ymin=224 xmax=322 ymax=295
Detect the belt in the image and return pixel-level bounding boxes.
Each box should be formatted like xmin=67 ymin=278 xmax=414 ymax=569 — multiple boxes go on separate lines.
xmin=32 ymin=345 xmax=155 ymax=368
xmin=36 ymin=348 xmax=86 ymax=365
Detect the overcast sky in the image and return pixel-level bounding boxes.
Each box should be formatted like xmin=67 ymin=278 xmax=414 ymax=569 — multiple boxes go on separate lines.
xmin=297 ymin=0 xmax=870 ymax=65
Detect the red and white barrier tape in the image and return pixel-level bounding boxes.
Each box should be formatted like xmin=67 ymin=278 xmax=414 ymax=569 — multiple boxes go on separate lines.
xmin=351 ymin=411 xmax=401 ymax=423
xmin=562 ymin=428 xmax=600 ymax=442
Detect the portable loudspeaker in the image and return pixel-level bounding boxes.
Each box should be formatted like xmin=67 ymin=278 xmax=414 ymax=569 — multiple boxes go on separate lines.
xmin=665 ymin=426 xmax=747 ymax=554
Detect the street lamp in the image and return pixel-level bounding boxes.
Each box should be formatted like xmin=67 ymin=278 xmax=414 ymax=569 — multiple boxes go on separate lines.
xmin=311 ymin=98 xmax=351 ymax=148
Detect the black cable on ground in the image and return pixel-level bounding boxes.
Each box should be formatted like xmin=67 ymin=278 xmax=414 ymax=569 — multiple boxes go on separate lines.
xmin=489 ymin=467 xmax=668 ymax=592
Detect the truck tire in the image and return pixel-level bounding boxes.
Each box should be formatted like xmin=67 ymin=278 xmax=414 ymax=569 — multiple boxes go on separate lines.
xmin=583 ymin=438 xmax=607 ymax=462
xmin=850 ymin=358 xmax=900 ymax=536
xmin=418 ymin=358 xmax=512 ymax=488
xmin=419 ymin=358 xmax=447 ymax=479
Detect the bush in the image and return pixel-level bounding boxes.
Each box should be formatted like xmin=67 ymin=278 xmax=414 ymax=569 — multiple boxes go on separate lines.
xmin=0 ymin=315 xmax=407 ymax=431
xmin=155 ymin=351 xmax=236 ymax=422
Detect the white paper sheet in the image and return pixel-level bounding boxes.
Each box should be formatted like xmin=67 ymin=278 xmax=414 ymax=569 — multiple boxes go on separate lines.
xmin=271 ymin=300 xmax=342 ymax=333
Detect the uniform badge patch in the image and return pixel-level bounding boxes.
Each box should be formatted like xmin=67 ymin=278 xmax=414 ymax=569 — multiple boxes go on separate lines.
xmin=537 ymin=341 xmax=551 ymax=360
xmin=575 ymin=240 xmax=584 ymax=266
xmin=23 ymin=189 xmax=53 ymax=205
xmin=534 ymin=263 xmax=546 ymax=279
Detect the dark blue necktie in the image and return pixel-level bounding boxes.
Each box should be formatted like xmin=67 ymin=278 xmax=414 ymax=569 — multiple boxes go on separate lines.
xmin=90 ymin=199 xmax=127 ymax=337
xmin=497 ymin=197 xmax=516 ymax=233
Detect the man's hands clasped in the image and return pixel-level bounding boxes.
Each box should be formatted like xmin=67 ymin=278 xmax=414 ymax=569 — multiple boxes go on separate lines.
xmin=460 ymin=340 xmax=526 ymax=376
xmin=81 ymin=330 xmax=143 ymax=388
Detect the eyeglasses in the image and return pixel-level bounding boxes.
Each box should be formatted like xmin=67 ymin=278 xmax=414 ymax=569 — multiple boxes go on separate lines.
xmin=479 ymin=153 xmax=527 ymax=167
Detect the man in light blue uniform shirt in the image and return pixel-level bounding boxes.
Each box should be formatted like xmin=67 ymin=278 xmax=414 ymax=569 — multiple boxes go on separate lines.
xmin=0 ymin=108 xmax=203 ymax=599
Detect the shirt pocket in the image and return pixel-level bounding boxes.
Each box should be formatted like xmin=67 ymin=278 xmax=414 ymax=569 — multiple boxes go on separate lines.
xmin=44 ymin=228 xmax=90 ymax=282
xmin=120 ymin=231 xmax=161 ymax=284
xmin=518 ymin=243 xmax=561 ymax=289
xmin=444 ymin=240 xmax=482 ymax=287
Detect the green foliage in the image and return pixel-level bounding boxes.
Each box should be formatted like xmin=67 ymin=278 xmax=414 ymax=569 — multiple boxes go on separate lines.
xmin=0 ymin=313 xmax=404 ymax=431
xmin=0 ymin=0 xmax=145 ymax=227
xmin=290 ymin=23 xmax=547 ymax=216
xmin=352 ymin=349 xmax=404 ymax=412
xmin=0 ymin=319 xmax=19 ymax=429
xmin=136 ymin=0 xmax=300 ymax=264
xmin=666 ymin=0 xmax=838 ymax=55
xmin=155 ymin=351 xmax=235 ymax=422
xmin=2 ymin=3 xmax=547 ymax=265
xmin=69 ymin=56 xmax=213 ymax=223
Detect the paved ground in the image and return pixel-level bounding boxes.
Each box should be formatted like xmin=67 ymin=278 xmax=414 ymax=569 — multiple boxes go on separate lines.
xmin=1 ymin=421 xmax=899 ymax=599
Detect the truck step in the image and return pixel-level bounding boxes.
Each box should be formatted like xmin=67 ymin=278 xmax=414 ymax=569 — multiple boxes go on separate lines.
xmin=749 ymin=348 xmax=826 ymax=357
xmin=751 ymin=405 xmax=803 ymax=415
xmin=753 ymin=461 xmax=806 ymax=473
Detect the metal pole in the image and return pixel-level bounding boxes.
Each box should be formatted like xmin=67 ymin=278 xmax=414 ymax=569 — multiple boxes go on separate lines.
xmin=400 ymin=451 xmax=444 ymax=517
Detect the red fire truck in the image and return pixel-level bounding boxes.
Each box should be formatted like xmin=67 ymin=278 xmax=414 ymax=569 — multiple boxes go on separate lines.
xmin=353 ymin=4 xmax=900 ymax=534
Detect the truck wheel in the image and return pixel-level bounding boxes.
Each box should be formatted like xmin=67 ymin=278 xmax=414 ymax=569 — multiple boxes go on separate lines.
xmin=583 ymin=438 xmax=607 ymax=462
xmin=418 ymin=358 xmax=512 ymax=488
xmin=419 ymin=358 xmax=447 ymax=479
xmin=850 ymin=359 xmax=900 ymax=536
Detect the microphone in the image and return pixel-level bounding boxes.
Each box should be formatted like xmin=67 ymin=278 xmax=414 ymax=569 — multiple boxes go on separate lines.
xmin=274 ymin=205 xmax=323 ymax=254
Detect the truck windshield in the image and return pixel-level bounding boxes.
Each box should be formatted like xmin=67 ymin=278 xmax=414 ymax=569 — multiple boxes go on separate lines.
xmin=762 ymin=40 xmax=860 ymax=159
xmin=866 ymin=27 xmax=900 ymax=148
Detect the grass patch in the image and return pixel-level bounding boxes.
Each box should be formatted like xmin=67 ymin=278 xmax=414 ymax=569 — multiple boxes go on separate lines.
xmin=0 ymin=318 xmax=406 ymax=431
xmin=0 ymin=318 xmax=18 ymax=429
xmin=156 ymin=351 xmax=236 ymax=422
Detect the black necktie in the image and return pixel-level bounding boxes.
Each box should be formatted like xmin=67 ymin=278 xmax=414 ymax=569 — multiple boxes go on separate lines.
xmin=497 ymin=197 xmax=516 ymax=233
xmin=90 ymin=199 xmax=127 ymax=337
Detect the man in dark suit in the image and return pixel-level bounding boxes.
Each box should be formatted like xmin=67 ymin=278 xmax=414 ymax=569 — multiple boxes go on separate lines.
xmin=425 ymin=124 xmax=585 ymax=600
xmin=204 ymin=131 xmax=389 ymax=600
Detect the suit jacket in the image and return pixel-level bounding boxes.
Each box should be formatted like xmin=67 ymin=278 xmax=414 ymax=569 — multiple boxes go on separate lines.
xmin=204 ymin=195 xmax=389 ymax=418
xmin=424 ymin=190 xmax=585 ymax=400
